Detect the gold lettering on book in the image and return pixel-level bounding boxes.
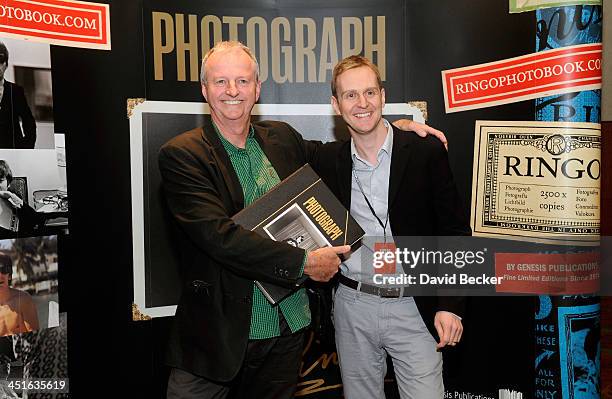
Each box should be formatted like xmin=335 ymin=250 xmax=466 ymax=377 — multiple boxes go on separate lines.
xmin=303 ymin=196 xmax=343 ymax=240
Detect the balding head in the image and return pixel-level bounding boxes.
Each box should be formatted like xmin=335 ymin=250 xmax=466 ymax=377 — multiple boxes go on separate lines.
xmin=200 ymin=41 xmax=259 ymax=85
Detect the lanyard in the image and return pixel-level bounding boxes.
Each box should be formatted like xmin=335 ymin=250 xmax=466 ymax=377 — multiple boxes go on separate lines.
xmin=352 ymin=167 xmax=389 ymax=243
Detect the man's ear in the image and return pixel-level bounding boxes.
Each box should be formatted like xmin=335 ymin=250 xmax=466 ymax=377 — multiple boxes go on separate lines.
xmin=201 ymin=84 xmax=208 ymax=102
xmin=255 ymin=79 xmax=262 ymax=102
xmin=381 ymin=87 xmax=386 ymax=108
xmin=331 ymin=96 xmax=341 ymax=115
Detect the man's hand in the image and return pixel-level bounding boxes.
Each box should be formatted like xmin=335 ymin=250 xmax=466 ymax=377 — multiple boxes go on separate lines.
xmin=304 ymin=245 xmax=351 ymax=282
xmin=434 ymin=311 xmax=463 ymax=349
xmin=0 ymin=191 xmax=23 ymax=209
xmin=392 ymin=119 xmax=448 ymax=150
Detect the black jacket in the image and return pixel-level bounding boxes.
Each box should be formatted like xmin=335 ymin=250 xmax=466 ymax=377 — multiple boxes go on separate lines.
xmin=159 ymin=120 xmax=316 ymax=382
xmin=0 ymin=81 xmax=36 ymax=148
xmin=310 ymin=126 xmax=472 ymax=338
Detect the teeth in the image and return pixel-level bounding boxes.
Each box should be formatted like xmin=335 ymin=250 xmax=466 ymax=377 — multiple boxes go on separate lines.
xmin=355 ymin=112 xmax=371 ymax=118
xmin=224 ymin=100 xmax=242 ymax=105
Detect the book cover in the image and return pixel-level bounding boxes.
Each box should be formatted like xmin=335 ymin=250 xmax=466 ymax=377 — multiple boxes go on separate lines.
xmin=233 ymin=164 xmax=364 ymax=305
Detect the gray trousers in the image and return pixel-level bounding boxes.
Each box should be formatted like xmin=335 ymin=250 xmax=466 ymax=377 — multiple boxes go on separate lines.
xmin=333 ymin=284 xmax=444 ymax=399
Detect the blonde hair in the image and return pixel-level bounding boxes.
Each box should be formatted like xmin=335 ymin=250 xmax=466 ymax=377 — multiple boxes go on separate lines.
xmin=331 ymin=55 xmax=382 ymax=97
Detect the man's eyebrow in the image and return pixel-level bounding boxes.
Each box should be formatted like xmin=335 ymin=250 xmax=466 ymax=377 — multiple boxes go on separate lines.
xmin=340 ymin=87 xmax=378 ymax=95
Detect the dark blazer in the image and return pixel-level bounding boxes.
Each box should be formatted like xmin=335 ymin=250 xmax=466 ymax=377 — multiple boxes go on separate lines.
xmin=311 ymin=125 xmax=471 ymax=338
xmin=0 ymin=81 xmax=36 ymax=148
xmin=158 ymin=120 xmax=316 ymax=382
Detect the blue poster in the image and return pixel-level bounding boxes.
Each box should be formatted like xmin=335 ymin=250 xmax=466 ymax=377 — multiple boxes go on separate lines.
xmin=558 ymin=304 xmax=600 ymax=399
xmin=535 ymin=5 xmax=602 ymax=123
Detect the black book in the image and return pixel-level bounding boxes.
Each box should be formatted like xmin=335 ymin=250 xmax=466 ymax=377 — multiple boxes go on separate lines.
xmin=233 ymin=164 xmax=364 ymax=305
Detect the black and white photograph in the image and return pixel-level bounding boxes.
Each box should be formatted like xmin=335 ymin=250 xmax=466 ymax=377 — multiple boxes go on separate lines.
xmin=263 ymin=203 xmax=331 ymax=251
xmin=0 ymin=38 xmax=55 ymax=150
xmin=0 ymin=148 xmax=68 ymax=240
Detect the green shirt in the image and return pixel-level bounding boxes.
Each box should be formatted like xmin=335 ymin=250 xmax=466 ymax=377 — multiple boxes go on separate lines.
xmin=214 ymin=123 xmax=311 ymax=339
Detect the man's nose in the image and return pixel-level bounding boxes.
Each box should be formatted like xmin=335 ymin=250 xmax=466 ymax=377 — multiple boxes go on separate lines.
xmin=225 ymin=81 xmax=239 ymax=96
xmin=357 ymin=93 xmax=368 ymax=108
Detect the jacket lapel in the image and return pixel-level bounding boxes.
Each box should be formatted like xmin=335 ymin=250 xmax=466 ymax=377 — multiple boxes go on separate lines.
xmin=1 ymin=81 xmax=10 ymax=108
xmin=254 ymin=124 xmax=294 ymax=180
xmin=336 ymin=141 xmax=352 ymax=210
xmin=388 ymin=127 xmax=413 ymax=208
xmin=201 ymin=120 xmax=244 ymax=213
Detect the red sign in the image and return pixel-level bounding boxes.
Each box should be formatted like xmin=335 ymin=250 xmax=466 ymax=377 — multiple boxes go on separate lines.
xmin=0 ymin=0 xmax=110 ymax=50
xmin=495 ymin=252 xmax=599 ymax=295
xmin=442 ymin=43 xmax=601 ymax=113
xmin=373 ymin=242 xmax=397 ymax=275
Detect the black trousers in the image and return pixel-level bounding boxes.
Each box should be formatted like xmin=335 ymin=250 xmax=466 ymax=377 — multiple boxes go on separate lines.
xmin=167 ymin=316 xmax=305 ymax=399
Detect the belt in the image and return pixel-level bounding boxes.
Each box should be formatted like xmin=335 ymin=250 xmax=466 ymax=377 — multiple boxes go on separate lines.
xmin=338 ymin=273 xmax=410 ymax=298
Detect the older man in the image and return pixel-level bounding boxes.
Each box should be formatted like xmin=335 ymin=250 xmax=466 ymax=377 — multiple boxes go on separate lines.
xmin=160 ymin=41 xmax=445 ymax=399
xmin=160 ymin=40 xmax=350 ymax=399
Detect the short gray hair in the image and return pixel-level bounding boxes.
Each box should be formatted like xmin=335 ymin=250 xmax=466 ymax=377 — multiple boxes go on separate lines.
xmin=200 ymin=41 xmax=260 ymax=85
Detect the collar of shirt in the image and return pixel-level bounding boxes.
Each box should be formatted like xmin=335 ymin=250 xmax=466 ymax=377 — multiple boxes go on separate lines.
xmin=350 ymin=119 xmax=393 ymax=169
xmin=212 ymin=122 xmax=255 ymax=155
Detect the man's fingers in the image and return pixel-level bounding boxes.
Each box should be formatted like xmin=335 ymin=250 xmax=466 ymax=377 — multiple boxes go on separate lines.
xmin=391 ymin=119 xmax=415 ymax=133
xmin=413 ymin=126 xmax=427 ymax=137
xmin=390 ymin=119 xmax=449 ymax=150
xmin=305 ymin=245 xmax=348 ymax=281
xmin=452 ymin=324 xmax=463 ymax=344
xmin=423 ymin=126 xmax=448 ymax=150
xmin=431 ymin=128 xmax=447 ymax=144
xmin=436 ymin=319 xmax=457 ymax=349
xmin=434 ymin=320 xmax=446 ymax=349
xmin=8 ymin=197 xmax=22 ymax=208
xmin=442 ymin=325 xmax=452 ymax=347
xmin=448 ymin=323 xmax=458 ymax=346
xmin=331 ymin=245 xmax=351 ymax=255
xmin=442 ymin=318 xmax=463 ymax=346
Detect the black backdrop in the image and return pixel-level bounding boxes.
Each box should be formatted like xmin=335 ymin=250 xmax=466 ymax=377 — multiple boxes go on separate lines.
xmin=50 ymin=0 xmax=543 ymax=397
